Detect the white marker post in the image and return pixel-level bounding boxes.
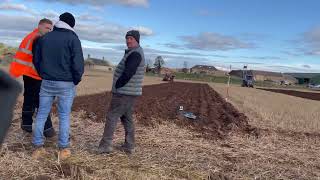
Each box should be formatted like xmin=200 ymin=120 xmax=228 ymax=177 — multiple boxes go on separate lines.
xmin=226 ymin=65 xmax=231 ymax=101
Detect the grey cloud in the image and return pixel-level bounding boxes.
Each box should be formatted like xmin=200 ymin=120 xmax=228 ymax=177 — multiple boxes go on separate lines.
xmin=263 ymin=65 xmax=319 ymax=73
xmin=40 ymin=10 xmax=60 ymax=19
xmin=110 ymin=45 xmax=227 ymax=58
xmin=293 ymin=26 xmax=320 ymax=56
xmin=76 ymin=23 xmax=126 ymax=43
xmin=82 ymin=47 xmax=212 ymax=68
xmin=0 ymin=2 xmax=36 ymax=14
xmin=78 ymin=13 xmax=101 ymax=21
xmin=76 ymin=23 xmax=153 ymax=43
xmin=239 ymin=56 xmax=284 ymax=60
xmin=303 ymin=27 xmax=320 ymax=55
xmin=281 ymin=50 xmax=302 ymax=57
xmin=0 ymin=3 xmax=100 ymax=21
xmin=0 ymin=14 xmax=37 ymax=32
xmin=0 ymin=3 xmax=60 ymax=20
xmin=0 ymin=13 xmax=153 ymax=45
xmin=162 ymin=43 xmax=185 ymax=50
xmin=130 ymin=26 xmax=153 ymax=36
xmin=180 ymin=32 xmax=255 ymax=51
xmin=143 ymin=47 xmax=228 ymax=58
xmin=227 ymin=61 xmax=265 ymax=65
xmin=302 ymin=64 xmax=311 ymax=68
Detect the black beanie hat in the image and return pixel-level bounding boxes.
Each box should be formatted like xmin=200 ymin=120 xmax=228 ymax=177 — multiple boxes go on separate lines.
xmin=126 ymin=30 xmax=140 ymax=43
xmin=59 ymin=12 xmax=75 ymax=28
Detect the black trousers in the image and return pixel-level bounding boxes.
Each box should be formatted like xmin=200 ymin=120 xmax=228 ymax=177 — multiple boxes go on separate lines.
xmin=21 ymin=75 xmax=52 ymax=132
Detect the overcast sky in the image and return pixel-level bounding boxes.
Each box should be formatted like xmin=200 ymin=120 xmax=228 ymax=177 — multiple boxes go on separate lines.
xmin=0 ymin=0 xmax=319 ymax=72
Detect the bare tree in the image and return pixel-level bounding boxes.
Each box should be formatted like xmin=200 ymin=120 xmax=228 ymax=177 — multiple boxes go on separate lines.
xmin=153 ymin=56 xmax=165 ymax=73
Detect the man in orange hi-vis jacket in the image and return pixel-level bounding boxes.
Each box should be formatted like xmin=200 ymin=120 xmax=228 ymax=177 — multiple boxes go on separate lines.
xmin=9 ymin=18 xmax=56 ymax=137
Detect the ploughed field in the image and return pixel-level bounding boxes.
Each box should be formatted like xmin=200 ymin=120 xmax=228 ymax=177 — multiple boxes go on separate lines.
xmin=73 ymin=82 xmax=254 ymax=139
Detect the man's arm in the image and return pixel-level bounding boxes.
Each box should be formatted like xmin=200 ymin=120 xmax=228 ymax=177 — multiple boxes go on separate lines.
xmin=32 ymin=37 xmax=42 ymax=74
xmin=71 ymin=37 xmax=84 ymax=85
xmin=115 ymin=52 xmax=142 ymax=89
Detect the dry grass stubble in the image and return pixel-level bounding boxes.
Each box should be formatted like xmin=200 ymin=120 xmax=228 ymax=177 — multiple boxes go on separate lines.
xmin=210 ymin=83 xmax=320 ymax=133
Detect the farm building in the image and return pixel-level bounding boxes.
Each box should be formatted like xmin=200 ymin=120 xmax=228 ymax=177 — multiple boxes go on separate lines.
xmin=85 ymin=54 xmax=113 ymax=72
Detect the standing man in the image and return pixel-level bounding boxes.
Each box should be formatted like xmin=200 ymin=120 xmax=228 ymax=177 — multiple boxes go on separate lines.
xmin=98 ymin=30 xmax=145 ymax=154
xmin=9 ymin=19 xmax=55 ymax=137
xmin=32 ymin=12 xmax=84 ymax=160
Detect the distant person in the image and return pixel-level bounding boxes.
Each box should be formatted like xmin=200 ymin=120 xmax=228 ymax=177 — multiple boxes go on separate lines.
xmin=0 ymin=70 xmax=22 ymax=146
xmin=98 ymin=30 xmax=145 ymax=154
xmin=32 ymin=12 xmax=84 ymax=160
xmin=9 ymin=18 xmax=55 ymax=137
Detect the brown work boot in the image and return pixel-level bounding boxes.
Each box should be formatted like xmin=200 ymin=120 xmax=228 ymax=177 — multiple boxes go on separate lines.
xmin=32 ymin=147 xmax=47 ymax=160
xmin=59 ymin=148 xmax=71 ymax=161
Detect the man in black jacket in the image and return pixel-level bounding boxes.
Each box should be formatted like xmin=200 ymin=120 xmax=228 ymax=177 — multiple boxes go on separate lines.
xmin=32 ymin=12 xmax=84 ymax=160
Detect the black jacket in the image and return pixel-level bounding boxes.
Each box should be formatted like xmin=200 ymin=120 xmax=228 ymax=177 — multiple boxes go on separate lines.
xmin=115 ymin=52 xmax=142 ymax=89
xmin=33 ymin=27 xmax=84 ymax=85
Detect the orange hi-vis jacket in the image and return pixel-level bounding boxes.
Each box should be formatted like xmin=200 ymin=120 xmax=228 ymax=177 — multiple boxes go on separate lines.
xmin=9 ymin=28 xmax=41 ymax=80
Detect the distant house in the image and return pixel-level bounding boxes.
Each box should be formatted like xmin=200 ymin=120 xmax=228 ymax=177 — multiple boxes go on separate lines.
xmin=230 ymin=70 xmax=298 ymax=84
xmin=190 ymin=65 xmax=217 ymax=75
xmin=85 ymin=54 xmax=113 ymax=72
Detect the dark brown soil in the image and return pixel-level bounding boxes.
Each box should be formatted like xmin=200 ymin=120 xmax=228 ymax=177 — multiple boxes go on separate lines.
xmin=257 ymin=88 xmax=320 ymax=101
xmin=72 ymin=82 xmax=254 ymax=139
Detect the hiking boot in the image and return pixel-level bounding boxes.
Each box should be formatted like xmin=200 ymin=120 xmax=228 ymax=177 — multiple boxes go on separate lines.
xmin=59 ymin=148 xmax=71 ymax=161
xmin=32 ymin=146 xmax=47 ymax=160
xmin=97 ymin=145 xmax=113 ymax=154
xmin=44 ymin=128 xmax=56 ymax=138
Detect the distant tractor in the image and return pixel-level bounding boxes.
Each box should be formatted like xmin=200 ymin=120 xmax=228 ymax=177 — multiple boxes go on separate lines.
xmin=241 ymin=65 xmax=254 ymax=88
xmin=163 ymin=73 xmax=175 ymax=82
